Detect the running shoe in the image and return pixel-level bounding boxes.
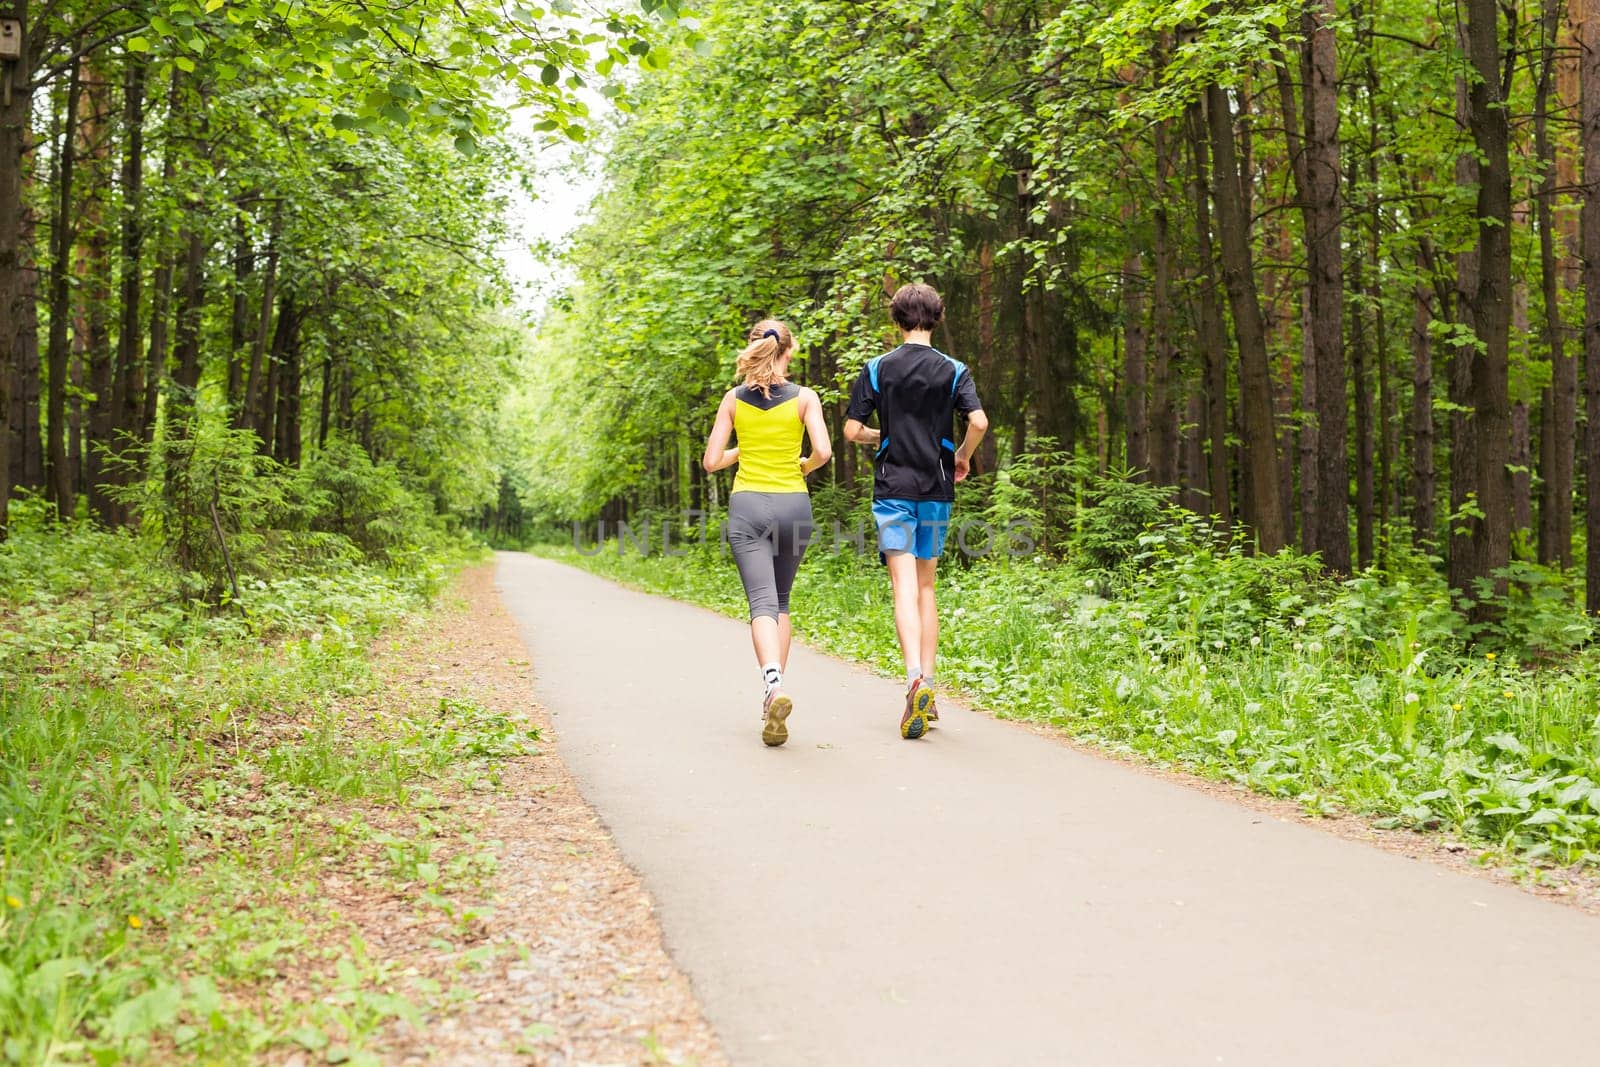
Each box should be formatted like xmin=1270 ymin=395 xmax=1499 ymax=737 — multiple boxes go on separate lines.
xmin=922 ymin=680 xmax=939 ymax=725
xmin=762 ymin=689 xmax=792 ymax=747
xmin=900 ymin=678 xmax=931 ymax=740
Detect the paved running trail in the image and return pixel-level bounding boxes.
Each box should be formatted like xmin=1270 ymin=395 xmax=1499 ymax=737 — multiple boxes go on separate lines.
xmin=496 ymin=553 xmax=1600 ymax=1067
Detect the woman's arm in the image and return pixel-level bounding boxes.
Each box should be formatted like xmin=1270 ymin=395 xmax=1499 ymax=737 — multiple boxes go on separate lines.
xmin=799 ymin=389 xmax=833 ymax=475
xmin=702 ymin=392 xmax=740 ymax=472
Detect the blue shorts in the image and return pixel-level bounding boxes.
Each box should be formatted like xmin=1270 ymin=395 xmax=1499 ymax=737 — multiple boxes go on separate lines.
xmin=872 ymin=498 xmax=953 ymax=560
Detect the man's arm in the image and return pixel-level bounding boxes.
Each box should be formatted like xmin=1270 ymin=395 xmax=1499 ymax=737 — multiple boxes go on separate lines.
xmin=843 ymin=363 xmax=879 ymax=446
xmin=843 ymin=419 xmax=880 ymax=446
xmin=954 ymin=409 xmax=988 ymax=482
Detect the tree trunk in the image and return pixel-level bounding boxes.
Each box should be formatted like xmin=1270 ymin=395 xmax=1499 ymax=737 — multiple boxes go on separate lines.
xmin=245 ymin=212 xmax=280 ymax=443
xmin=1122 ymin=247 xmax=1148 ymax=476
xmin=1184 ymin=102 xmax=1231 ymax=524
xmin=1349 ymin=191 xmax=1375 ymax=570
xmin=108 ymin=54 xmax=145 ymax=525
xmin=78 ymin=61 xmax=114 ymax=524
xmin=1150 ymin=118 xmax=1179 ymax=486
xmin=1363 ymin=29 xmax=1396 ymax=564
xmin=8 ymin=129 xmax=41 ymax=495
xmin=1511 ymin=214 xmax=1534 ymax=536
xmin=167 ymin=226 xmax=207 ymax=437
xmin=1582 ymin=0 xmax=1600 ymax=608
xmin=46 ymin=60 xmax=81 ymax=521
xmin=227 ymin=208 xmax=253 ymax=416
xmin=141 ymin=72 xmax=183 ymax=444
xmin=1297 ymin=1 xmax=1350 ymax=569
xmin=272 ymin=294 xmax=301 ymax=465
xmin=318 ymin=351 xmax=335 ymax=450
xmin=1204 ymin=83 xmax=1284 ymax=550
xmin=1179 ymin=389 xmax=1208 ymax=513
xmin=1539 ymin=0 xmax=1576 ymax=566
xmin=1410 ymin=282 xmax=1436 ymax=547
xmin=1511 ymin=397 xmax=1533 ymax=533
xmin=1450 ymin=61 xmax=1481 ymax=595
xmin=10 ymin=258 xmax=40 ymax=491
xmin=142 ymin=251 xmax=173 ymax=442
xmin=259 ymin=306 xmax=279 ymax=450
xmin=0 ymin=1 xmax=32 ymax=536
xmin=1459 ymin=0 xmax=1514 ymax=609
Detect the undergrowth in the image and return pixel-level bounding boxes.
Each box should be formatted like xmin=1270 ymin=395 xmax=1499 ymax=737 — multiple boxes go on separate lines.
xmin=0 ymin=504 xmax=529 ymax=1064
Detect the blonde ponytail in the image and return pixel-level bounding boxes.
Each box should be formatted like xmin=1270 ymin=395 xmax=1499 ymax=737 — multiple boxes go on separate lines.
xmin=736 ymin=319 xmax=793 ymax=398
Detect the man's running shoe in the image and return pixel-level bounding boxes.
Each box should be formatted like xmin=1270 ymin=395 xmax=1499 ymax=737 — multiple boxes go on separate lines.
xmin=901 ymin=678 xmax=931 ymax=740
xmin=762 ymin=690 xmax=792 ymax=747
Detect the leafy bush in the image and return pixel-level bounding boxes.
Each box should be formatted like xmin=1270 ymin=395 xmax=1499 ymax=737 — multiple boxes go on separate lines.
xmin=1069 ymin=467 xmax=1173 ymax=573
xmin=295 ymin=440 xmax=443 ymax=562
xmin=112 ymin=421 xmax=300 ymax=599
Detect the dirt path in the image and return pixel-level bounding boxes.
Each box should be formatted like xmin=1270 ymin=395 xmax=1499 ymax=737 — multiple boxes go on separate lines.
xmin=355 ymin=563 xmax=724 ymax=1066
xmin=497 ymin=552 xmax=1600 ymax=1067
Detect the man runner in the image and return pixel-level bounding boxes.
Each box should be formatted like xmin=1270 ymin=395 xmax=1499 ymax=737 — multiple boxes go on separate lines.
xmin=843 ymin=283 xmax=988 ymax=740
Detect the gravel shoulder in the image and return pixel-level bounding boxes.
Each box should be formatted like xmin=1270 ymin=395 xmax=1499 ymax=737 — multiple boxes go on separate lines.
xmin=351 ymin=562 xmax=725 ymax=1066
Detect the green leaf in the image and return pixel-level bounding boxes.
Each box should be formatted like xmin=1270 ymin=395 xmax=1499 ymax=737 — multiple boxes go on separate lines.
xmin=107 ymin=983 xmax=182 ymax=1040
xmin=541 ymin=64 xmax=560 ymax=86
xmin=126 ymin=36 xmax=151 ymax=53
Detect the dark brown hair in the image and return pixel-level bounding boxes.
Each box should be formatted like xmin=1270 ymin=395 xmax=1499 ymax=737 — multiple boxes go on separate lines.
xmin=890 ymin=283 xmax=945 ymax=332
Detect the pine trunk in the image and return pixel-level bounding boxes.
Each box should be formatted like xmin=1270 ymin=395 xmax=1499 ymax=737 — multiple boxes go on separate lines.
xmin=1582 ymin=0 xmax=1600 ymax=608
xmin=1460 ymin=0 xmax=1514 ymax=609
xmin=1204 ymin=83 xmax=1284 ymax=550
xmin=46 ymin=62 xmax=81 ymax=520
xmin=1300 ymin=0 xmax=1349 ymax=570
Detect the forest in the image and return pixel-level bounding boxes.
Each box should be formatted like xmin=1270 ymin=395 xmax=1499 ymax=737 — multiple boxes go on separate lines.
xmin=524 ymin=0 xmax=1600 ymax=623
xmin=6 ymin=0 xmax=1600 ymax=1059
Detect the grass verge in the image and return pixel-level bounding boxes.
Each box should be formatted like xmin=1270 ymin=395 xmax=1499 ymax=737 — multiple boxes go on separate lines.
xmin=0 ymin=519 xmax=535 ymax=1064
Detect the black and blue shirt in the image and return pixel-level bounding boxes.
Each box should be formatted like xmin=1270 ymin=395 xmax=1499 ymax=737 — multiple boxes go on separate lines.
xmin=846 ymin=343 xmax=983 ymax=503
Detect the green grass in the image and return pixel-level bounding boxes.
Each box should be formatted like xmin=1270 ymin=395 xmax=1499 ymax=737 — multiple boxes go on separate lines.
xmin=0 ymin=514 xmax=533 ymax=1064
xmin=543 ymin=536 xmax=1600 ymax=869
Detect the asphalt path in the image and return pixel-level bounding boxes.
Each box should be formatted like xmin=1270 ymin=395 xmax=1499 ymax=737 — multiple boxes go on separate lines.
xmin=496 ymin=552 xmax=1600 ymax=1066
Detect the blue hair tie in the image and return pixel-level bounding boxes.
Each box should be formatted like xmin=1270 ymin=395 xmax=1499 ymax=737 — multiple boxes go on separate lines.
xmin=763 ymin=329 xmax=780 ymax=342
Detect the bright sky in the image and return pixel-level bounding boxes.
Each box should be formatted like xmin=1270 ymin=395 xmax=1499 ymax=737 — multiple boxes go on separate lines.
xmin=499 ymin=96 xmax=610 ymax=318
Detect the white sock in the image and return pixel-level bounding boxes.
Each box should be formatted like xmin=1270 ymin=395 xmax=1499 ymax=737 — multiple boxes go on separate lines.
xmin=762 ymin=663 xmax=783 ymax=695
xmin=907 ymin=667 xmax=921 ymax=689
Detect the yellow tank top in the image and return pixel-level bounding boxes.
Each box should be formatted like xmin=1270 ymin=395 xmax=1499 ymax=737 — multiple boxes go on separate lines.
xmin=731 ymin=382 xmax=807 ymax=494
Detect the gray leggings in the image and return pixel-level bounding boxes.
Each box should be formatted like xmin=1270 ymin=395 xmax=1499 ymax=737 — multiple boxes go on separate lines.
xmin=726 ymin=492 xmax=814 ymax=621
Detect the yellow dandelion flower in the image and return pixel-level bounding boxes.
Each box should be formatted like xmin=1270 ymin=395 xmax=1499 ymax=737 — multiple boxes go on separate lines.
xmin=127 ymin=915 xmax=142 ymax=929
xmin=1451 ymin=703 xmax=1463 ymax=712
xmin=1485 ymin=652 xmax=1497 ymax=661
xmin=4 ymin=895 xmax=20 ymax=909
xmin=1502 ymin=690 xmax=1515 ymax=700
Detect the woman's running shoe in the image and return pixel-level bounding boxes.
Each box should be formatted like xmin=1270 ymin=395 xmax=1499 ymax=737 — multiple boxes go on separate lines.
xmin=762 ymin=690 xmax=792 ymax=747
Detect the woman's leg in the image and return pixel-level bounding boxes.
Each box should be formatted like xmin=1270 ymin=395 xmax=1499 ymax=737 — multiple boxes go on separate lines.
xmin=727 ymin=495 xmax=784 ymax=680
xmin=750 ymin=614 xmax=783 ymax=668
xmin=771 ymin=493 xmax=813 ymax=674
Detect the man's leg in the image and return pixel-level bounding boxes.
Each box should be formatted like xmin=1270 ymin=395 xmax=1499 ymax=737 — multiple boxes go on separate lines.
xmin=885 ymin=550 xmax=923 ymax=681
xmin=917 ymin=556 xmax=939 ymax=680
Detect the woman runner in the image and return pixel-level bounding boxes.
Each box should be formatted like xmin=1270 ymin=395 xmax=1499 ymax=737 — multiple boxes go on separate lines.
xmin=702 ymin=319 xmax=832 ymax=746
